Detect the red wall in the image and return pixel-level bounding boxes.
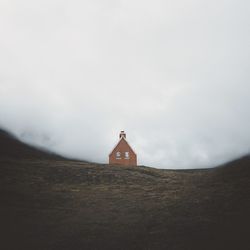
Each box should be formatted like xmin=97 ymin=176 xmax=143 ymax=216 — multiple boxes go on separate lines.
xmin=109 ymin=139 xmax=137 ymax=166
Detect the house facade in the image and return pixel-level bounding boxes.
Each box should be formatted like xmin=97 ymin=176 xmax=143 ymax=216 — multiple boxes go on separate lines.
xmin=109 ymin=131 xmax=137 ymax=166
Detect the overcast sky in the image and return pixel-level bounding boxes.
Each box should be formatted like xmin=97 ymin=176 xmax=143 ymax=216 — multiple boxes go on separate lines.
xmin=0 ymin=0 xmax=250 ymax=168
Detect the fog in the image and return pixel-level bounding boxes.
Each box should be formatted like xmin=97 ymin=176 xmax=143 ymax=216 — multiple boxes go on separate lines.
xmin=0 ymin=0 xmax=250 ymax=168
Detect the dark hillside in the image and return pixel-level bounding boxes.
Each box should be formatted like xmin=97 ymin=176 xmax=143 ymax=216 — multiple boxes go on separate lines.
xmin=0 ymin=129 xmax=64 ymax=160
xmin=0 ymin=128 xmax=250 ymax=250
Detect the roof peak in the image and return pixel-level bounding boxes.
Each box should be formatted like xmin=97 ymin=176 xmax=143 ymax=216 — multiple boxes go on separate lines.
xmin=108 ymin=133 xmax=137 ymax=157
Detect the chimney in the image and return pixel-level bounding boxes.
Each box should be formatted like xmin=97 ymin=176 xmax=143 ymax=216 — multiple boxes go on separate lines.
xmin=119 ymin=131 xmax=126 ymax=139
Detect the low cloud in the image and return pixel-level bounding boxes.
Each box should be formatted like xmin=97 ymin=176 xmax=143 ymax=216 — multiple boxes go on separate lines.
xmin=0 ymin=0 xmax=250 ymax=168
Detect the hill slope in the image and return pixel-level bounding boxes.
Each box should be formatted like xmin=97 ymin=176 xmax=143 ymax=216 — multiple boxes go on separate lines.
xmin=0 ymin=129 xmax=250 ymax=250
xmin=0 ymin=129 xmax=64 ymax=160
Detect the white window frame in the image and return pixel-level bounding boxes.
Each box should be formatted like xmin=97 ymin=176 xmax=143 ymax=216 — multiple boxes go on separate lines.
xmin=125 ymin=151 xmax=130 ymax=159
xmin=116 ymin=151 xmax=121 ymax=159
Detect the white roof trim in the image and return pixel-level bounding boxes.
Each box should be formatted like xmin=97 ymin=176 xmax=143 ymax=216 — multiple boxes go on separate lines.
xmin=109 ymin=137 xmax=137 ymax=156
xmin=109 ymin=137 xmax=123 ymax=156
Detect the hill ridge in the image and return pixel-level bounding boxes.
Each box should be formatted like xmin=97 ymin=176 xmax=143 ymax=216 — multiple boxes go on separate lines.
xmin=0 ymin=128 xmax=250 ymax=250
xmin=0 ymin=128 xmax=65 ymax=160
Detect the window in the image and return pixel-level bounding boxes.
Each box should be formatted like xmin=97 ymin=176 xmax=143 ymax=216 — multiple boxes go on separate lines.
xmin=116 ymin=151 xmax=121 ymax=159
xmin=125 ymin=152 xmax=130 ymax=159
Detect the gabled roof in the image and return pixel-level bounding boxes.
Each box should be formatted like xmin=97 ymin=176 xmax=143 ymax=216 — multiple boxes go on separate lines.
xmin=109 ymin=137 xmax=137 ymax=156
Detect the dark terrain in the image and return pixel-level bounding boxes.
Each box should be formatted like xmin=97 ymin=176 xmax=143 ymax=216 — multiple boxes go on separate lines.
xmin=0 ymin=129 xmax=250 ymax=250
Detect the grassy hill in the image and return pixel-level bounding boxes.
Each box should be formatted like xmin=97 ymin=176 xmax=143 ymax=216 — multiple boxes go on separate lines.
xmin=0 ymin=129 xmax=250 ymax=250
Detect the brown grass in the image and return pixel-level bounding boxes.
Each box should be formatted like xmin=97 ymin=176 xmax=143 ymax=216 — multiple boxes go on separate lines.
xmin=0 ymin=129 xmax=250 ymax=250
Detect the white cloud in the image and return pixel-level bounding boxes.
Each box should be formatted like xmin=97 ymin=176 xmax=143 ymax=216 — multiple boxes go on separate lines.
xmin=0 ymin=0 xmax=250 ymax=168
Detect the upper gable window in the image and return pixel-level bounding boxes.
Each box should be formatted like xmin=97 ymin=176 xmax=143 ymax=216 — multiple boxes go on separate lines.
xmin=125 ymin=152 xmax=130 ymax=159
xmin=116 ymin=151 xmax=121 ymax=159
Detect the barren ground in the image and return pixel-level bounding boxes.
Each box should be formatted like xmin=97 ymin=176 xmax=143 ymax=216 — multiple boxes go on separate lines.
xmin=0 ymin=130 xmax=250 ymax=250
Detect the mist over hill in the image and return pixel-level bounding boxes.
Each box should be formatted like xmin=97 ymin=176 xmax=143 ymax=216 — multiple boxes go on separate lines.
xmin=0 ymin=129 xmax=64 ymax=160
xmin=1 ymin=0 xmax=250 ymax=168
xmin=1 ymin=128 xmax=250 ymax=250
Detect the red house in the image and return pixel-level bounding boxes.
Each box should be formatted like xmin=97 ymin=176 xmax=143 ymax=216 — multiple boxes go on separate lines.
xmin=109 ymin=131 xmax=137 ymax=166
